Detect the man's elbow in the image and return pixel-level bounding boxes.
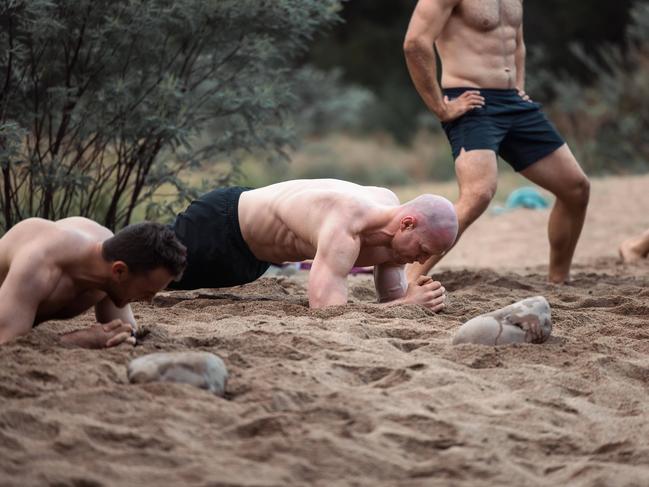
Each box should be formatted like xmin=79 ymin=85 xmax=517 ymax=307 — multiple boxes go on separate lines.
xmin=308 ymin=294 xmax=336 ymax=309
xmin=0 ymin=324 xmax=26 ymax=345
xmin=403 ymin=36 xmax=428 ymax=58
xmin=308 ymin=290 xmax=347 ymax=309
xmin=516 ymin=42 xmax=526 ymax=58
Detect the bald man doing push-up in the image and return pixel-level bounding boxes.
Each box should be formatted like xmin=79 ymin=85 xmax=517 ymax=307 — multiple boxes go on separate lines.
xmin=169 ymin=179 xmax=458 ymax=311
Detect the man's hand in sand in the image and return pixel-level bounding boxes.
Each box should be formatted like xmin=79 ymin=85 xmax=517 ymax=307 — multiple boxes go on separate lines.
xmin=403 ymin=275 xmax=447 ymax=312
xmin=60 ymin=320 xmax=136 ymax=349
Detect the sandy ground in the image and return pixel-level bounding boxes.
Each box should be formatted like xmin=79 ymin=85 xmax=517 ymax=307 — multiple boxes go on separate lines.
xmin=1 ymin=175 xmax=649 ymax=487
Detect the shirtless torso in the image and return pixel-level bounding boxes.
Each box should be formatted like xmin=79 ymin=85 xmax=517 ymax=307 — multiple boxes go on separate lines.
xmin=239 ymin=179 xmax=400 ymax=266
xmin=435 ymin=0 xmax=523 ymax=89
xmin=237 ymin=179 xmax=457 ymax=310
xmin=0 ymin=218 xmax=115 ymax=324
xmin=0 ymin=217 xmax=175 ymax=347
xmin=403 ymin=0 xmax=525 ymax=120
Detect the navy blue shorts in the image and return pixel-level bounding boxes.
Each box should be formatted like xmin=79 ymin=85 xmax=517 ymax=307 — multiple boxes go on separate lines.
xmin=441 ymin=88 xmax=565 ymax=172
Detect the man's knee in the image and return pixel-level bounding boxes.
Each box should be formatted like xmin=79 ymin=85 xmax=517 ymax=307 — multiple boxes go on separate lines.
xmin=558 ymin=175 xmax=590 ymax=208
xmin=457 ymin=186 xmax=496 ymax=224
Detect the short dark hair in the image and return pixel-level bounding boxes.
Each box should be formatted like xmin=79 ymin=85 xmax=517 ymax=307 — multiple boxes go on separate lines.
xmin=102 ymin=222 xmax=187 ymax=278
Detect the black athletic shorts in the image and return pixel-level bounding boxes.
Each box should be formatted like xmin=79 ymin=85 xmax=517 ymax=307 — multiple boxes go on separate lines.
xmin=441 ymin=87 xmax=565 ymax=172
xmin=168 ymin=187 xmax=270 ymax=290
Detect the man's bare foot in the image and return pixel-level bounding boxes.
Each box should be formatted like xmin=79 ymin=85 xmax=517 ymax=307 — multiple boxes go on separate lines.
xmin=619 ymin=237 xmax=646 ymax=264
xmin=61 ymin=320 xmax=136 ymax=349
xmin=548 ymin=273 xmax=571 ymax=285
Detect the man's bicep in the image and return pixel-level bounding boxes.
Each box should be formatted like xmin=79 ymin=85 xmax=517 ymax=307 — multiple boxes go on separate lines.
xmin=406 ymin=0 xmax=460 ymax=42
xmin=315 ymin=231 xmax=360 ymax=275
xmin=308 ymin=233 xmax=360 ymax=307
xmin=95 ymin=296 xmax=136 ymax=327
xmin=0 ymin=258 xmax=52 ymax=337
xmin=516 ymin=24 xmax=525 ymax=45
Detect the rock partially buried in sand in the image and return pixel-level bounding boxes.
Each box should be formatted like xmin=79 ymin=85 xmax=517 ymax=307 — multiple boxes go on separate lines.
xmin=452 ymin=296 xmax=552 ymax=346
xmin=127 ymin=352 xmax=228 ymax=396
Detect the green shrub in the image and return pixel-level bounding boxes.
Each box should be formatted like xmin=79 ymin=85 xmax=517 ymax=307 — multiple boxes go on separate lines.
xmin=0 ymin=0 xmax=342 ymax=230
xmin=544 ymin=2 xmax=649 ymax=174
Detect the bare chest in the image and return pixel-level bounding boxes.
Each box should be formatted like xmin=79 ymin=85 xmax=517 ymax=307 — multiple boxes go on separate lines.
xmin=457 ymin=0 xmax=523 ymax=31
xmin=35 ymin=282 xmax=105 ymax=324
xmin=355 ymin=246 xmax=392 ymax=267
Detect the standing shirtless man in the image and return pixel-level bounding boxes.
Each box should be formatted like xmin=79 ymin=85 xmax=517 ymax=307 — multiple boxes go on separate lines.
xmin=0 ymin=218 xmax=186 ymax=347
xmin=169 ymin=179 xmax=458 ymax=311
xmin=403 ymin=0 xmax=590 ymax=283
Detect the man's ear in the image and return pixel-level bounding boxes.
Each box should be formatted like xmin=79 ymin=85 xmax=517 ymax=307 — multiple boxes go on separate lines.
xmin=400 ymin=215 xmax=417 ymax=231
xmin=111 ymin=261 xmax=129 ymax=281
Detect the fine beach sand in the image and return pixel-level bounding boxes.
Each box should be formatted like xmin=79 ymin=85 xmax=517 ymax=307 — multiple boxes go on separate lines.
xmin=1 ymin=175 xmax=649 ymax=487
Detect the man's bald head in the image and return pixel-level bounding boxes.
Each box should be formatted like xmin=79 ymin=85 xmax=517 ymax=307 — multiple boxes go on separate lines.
xmin=399 ymin=194 xmax=458 ymax=251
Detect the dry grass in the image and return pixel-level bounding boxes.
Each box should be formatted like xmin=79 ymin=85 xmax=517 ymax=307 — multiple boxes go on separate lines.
xmin=230 ymin=132 xmax=541 ymax=204
xmin=137 ymin=132 xmax=547 ymax=224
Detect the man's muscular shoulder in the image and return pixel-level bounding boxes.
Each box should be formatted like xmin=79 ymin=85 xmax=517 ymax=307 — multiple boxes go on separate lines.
xmin=367 ymin=186 xmax=400 ymax=206
xmin=55 ymin=216 xmax=113 ymax=240
xmin=14 ymin=219 xmax=99 ymax=267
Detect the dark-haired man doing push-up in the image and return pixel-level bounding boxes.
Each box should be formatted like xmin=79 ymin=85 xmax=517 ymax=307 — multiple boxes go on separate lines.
xmin=0 ymin=218 xmax=187 ymax=348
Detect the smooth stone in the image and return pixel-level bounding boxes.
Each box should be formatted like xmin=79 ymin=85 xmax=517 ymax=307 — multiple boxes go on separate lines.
xmin=128 ymin=351 xmax=228 ymax=396
xmin=452 ymin=296 xmax=552 ymax=346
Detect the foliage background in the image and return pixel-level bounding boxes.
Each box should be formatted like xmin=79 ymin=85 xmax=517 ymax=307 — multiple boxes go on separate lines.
xmin=0 ymin=0 xmax=646 ymax=231
xmin=248 ymin=0 xmax=648 ymax=189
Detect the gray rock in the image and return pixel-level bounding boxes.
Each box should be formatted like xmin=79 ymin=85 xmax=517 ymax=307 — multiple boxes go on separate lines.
xmin=128 ymin=351 xmax=228 ymax=396
xmin=452 ymin=296 xmax=552 ymax=346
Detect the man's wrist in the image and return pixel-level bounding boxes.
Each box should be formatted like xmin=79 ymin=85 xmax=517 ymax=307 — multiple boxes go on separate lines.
xmin=432 ymin=103 xmax=448 ymax=120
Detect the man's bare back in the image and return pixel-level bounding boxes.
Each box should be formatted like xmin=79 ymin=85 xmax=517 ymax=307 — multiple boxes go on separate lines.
xmin=239 ymin=179 xmax=400 ymax=266
xmin=0 ymin=218 xmax=186 ymax=347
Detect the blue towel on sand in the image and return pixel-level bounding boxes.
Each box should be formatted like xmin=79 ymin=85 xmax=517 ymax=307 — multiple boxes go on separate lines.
xmin=493 ymin=187 xmax=549 ymax=214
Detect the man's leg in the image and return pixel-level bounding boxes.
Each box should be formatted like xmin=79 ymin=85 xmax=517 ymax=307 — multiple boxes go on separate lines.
xmin=519 ymin=144 xmax=590 ymax=283
xmin=619 ymin=228 xmax=649 ymax=263
xmin=406 ymin=149 xmax=498 ymax=281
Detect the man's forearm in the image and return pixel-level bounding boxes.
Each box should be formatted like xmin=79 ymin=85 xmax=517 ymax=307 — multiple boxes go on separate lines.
xmin=374 ymin=265 xmax=407 ymax=304
xmin=308 ymin=276 xmax=349 ymax=308
xmin=404 ymin=41 xmax=446 ymax=118
xmin=0 ymin=322 xmax=30 ymax=345
xmin=515 ymin=40 xmax=526 ymax=90
xmin=308 ymin=291 xmax=347 ymax=309
xmin=0 ymin=327 xmax=18 ymax=345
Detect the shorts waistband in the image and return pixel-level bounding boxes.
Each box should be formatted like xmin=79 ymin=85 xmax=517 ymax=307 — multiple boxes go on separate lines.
xmin=443 ymin=87 xmax=519 ymax=97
